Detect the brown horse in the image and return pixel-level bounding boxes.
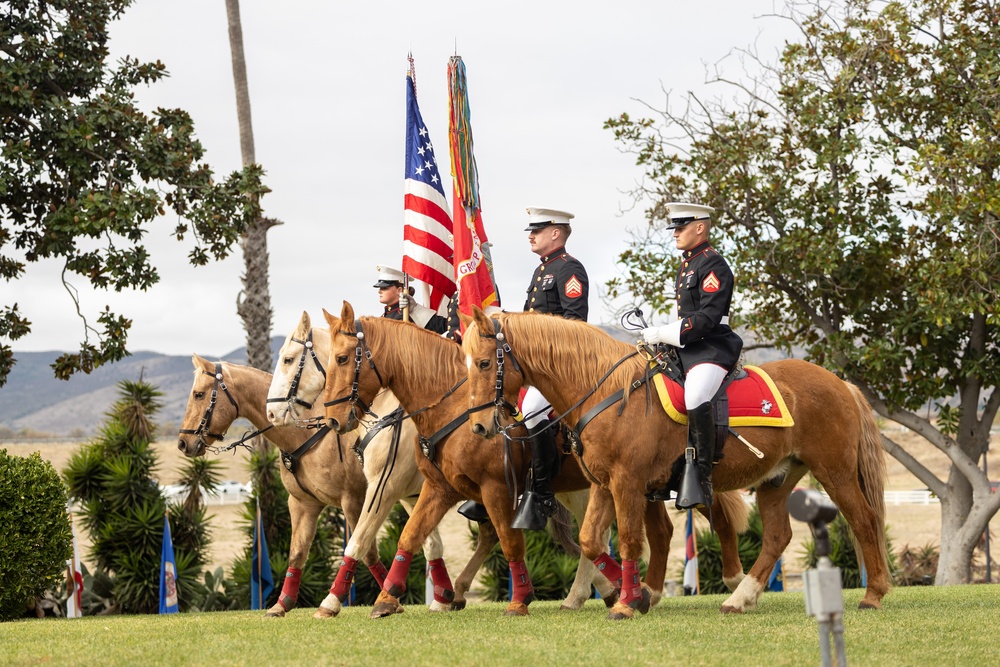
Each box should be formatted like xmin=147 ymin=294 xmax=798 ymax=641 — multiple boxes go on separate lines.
xmin=177 ymin=354 xmax=450 ymax=618
xmin=463 ymin=309 xmax=890 ymax=618
xmin=321 ymin=302 xmax=750 ymax=617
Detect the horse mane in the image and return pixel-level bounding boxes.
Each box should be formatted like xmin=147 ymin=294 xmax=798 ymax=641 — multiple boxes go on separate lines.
xmin=495 ymin=312 xmax=644 ymax=392
xmin=358 ymin=316 xmax=466 ymax=397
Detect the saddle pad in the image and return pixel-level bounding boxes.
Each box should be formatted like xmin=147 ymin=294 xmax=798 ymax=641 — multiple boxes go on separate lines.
xmin=652 ymin=365 xmax=794 ymax=427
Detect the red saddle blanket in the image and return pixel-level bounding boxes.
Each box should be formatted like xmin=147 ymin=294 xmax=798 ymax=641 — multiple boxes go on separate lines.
xmin=651 ymin=365 xmax=794 ymax=427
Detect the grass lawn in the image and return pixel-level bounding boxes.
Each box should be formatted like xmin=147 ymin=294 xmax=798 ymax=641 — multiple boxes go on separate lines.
xmin=2 ymin=585 xmax=998 ymax=667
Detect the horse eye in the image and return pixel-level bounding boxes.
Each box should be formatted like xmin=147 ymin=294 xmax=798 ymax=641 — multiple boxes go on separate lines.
xmin=478 ymin=359 xmax=491 ymax=371
xmin=283 ymin=356 xmax=293 ymax=364
xmin=336 ymin=355 xmax=349 ymax=365
xmin=194 ymin=392 xmax=205 ymax=400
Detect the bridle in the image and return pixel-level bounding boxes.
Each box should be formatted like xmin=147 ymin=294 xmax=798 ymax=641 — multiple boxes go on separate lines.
xmin=266 ymin=329 xmax=326 ymax=415
xmin=323 ymin=320 xmax=384 ymax=421
xmin=476 ymin=318 xmax=526 ymax=432
xmin=179 ymin=362 xmax=240 ymax=442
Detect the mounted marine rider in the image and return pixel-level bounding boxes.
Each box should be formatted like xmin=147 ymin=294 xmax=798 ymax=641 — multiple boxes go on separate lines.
xmin=512 ymin=206 xmax=590 ymax=530
xmin=639 ymin=202 xmax=742 ymax=510
xmin=374 ymin=265 xmax=449 ymax=334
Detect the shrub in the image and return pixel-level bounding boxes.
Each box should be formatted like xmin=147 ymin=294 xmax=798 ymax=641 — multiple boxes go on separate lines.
xmin=799 ymin=513 xmax=896 ymax=588
xmin=895 ymin=542 xmax=938 ymax=586
xmin=0 ymin=449 xmax=73 ymax=622
xmin=684 ymin=505 xmax=763 ymax=594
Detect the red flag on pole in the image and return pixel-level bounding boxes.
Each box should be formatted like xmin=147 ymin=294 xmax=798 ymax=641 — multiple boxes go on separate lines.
xmin=448 ymin=56 xmax=500 ymax=318
xmin=402 ymin=56 xmax=455 ymax=311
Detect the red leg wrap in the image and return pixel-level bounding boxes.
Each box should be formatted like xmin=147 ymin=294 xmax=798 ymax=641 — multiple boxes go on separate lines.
xmin=593 ymin=553 xmax=623 ymax=589
xmin=384 ymin=549 xmax=413 ymax=597
xmin=509 ymin=561 xmax=535 ymax=605
xmin=278 ymin=567 xmax=302 ymax=611
xmin=427 ymin=558 xmax=455 ymax=604
xmin=620 ymin=559 xmax=642 ymax=608
xmin=367 ymin=561 xmax=389 ymax=589
xmin=330 ymin=556 xmax=358 ymax=602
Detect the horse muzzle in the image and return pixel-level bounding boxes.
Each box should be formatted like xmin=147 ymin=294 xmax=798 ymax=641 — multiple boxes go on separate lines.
xmin=471 ymin=420 xmax=496 ymax=439
xmin=177 ymin=437 xmax=206 ymax=458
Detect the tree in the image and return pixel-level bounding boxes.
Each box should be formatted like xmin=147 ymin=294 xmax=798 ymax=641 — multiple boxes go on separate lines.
xmin=0 ymin=0 xmax=266 ymax=386
xmin=605 ymin=0 xmax=999 ymax=584
xmin=225 ymin=0 xmax=276 ymax=374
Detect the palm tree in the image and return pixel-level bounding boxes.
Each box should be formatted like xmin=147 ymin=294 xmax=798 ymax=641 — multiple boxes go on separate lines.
xmin=225 ymin=0 xmax=277 ymax=372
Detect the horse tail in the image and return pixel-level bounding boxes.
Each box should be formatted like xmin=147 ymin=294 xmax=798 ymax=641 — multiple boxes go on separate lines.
xmin=715 ymin=490 xmax=751 ymax=535
xmin=847 ymin=381 xmax=889 ymax=570
xmin=549 ymin=501 xmax=581 ymax=557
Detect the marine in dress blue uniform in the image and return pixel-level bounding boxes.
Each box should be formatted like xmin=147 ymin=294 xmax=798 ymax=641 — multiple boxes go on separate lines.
xmin=641 ymin=203 xmax=743 ymax=509
xmin=374 ymin=266 xmax=448 ymax=334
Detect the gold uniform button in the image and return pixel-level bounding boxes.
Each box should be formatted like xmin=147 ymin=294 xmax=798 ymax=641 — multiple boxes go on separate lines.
xmin=531 ymin=298 xmax=536 ymax=303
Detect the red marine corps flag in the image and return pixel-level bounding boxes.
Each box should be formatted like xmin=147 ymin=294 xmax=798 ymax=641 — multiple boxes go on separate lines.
xmin=402 ymin=56 xmax=455 ymax=312
xmin=448 ymin=55 xmax=500 ymax=318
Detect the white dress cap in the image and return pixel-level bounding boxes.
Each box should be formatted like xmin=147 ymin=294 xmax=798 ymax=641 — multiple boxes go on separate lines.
xmin=665 ymin=202 xmax=715 ymax=229
xmin=524 ymin=206 xmax=575 ymax=231
xmin=373 ymin=265 xmax=408 ymax=288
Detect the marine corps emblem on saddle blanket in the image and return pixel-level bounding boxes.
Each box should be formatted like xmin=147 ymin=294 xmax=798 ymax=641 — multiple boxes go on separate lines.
xmin=652 ymin=365 xmax=794 ymax=428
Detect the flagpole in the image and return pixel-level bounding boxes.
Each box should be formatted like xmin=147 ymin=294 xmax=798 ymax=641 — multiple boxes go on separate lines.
xmin=256 ymin=498 xmax=262 ymax=607
xmin=402 ymin=274 xmax=410 ymax=323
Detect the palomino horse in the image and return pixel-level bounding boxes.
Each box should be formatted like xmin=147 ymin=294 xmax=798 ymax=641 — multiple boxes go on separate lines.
xmin=321 ymin=303 xmax=750 ymax=617
xmin=463 ymin=309 xmax=890 ymax=618
xmin=267 ymin=311 xmax=624 ymax=613
xmin=177 ymin=354 xmax=449 ymax=618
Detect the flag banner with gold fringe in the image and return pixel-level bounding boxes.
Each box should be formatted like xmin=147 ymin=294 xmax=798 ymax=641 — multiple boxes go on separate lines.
xmin=251 ymin=498 xmax=274 ymax=610
xmin=159 ymin=512 xmax=179 ymax=614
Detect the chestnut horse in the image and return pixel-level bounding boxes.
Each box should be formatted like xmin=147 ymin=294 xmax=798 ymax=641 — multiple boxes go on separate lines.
xmin=177 ymin=354 xmax=449 ymax=618
xmin=265 ymin=311 xmax=521 ymax=612
xmin=463 ymin=309 xmax=890 ymax=618
xmin=321 ymin=302 xmax=750 ymax=617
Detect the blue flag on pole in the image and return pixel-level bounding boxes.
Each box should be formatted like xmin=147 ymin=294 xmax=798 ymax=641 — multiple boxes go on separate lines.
xmin=159 ymin=513 xmax=179 ymax=614
xmin=683 ymin=508 xmax=699 ymax=595
xmin=251 ymin=499 xmax=274 ymax=610
xmin=768 ymin=556 xmax=784 ymax=592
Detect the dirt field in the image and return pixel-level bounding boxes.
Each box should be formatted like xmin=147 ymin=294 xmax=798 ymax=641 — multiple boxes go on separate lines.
xmin=5 ymin=425 xmax=997 ymax=594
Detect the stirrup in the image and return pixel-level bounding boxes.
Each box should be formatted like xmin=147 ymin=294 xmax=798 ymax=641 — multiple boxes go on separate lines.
xmin=457 ymin=500 xmax=490 ymax=523
xmin=675 ymin=447 xmax=709 ymax=510
xmin=511 ymin=492 xmax=553 ymax=531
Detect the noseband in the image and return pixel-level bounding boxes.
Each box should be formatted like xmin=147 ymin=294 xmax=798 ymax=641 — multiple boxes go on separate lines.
xmin=179 ymin=363 xmax=240 ymax=441
xmin=324 ymin=321 xmax=383 ymax=419
xmin=266 ymin=329 xmax=326 ymax=412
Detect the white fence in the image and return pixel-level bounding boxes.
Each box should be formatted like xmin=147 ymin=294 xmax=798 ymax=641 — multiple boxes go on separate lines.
xmin=160 ymin=482 xmax=251 ymax=506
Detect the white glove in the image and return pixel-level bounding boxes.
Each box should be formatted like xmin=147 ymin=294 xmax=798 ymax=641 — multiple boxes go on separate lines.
xmin=640 ymin=321 xmax=684 ymax=347
xmin=398 ymin=293 xmax=410 ymax=309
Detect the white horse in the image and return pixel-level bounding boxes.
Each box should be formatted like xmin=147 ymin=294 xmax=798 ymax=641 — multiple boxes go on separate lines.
xmin=267 ymin=311 xmax=617 ymax=611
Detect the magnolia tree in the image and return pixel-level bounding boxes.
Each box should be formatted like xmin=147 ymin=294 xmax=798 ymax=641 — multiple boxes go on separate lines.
xmin=0 ymin=0 xmax=266 ymax=385
xmin=606 ymin=0 xmax=999 ymax=583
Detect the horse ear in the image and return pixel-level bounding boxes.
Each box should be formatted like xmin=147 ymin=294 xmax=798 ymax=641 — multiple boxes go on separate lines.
xmin=322 ymin=308 xmax=340 ymax=331
xmin=458 ymin=311 xmax=473 ymax=330
xmin=297 ymin=311 xmax=311 ymax=335
xmin=471 ymin=306 xmax=492 ymax=333
xmin=191 ymin=354 xmax=213 ymax=372
xmin=340 ymin=301 xmax=356 ymax=332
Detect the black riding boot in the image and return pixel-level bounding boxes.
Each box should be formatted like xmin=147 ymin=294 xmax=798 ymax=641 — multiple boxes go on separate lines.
xmin=457 ymin=500 xmax=489 ymax=523
xmin=675 ymin=402 xmax=716 ymax=510
xmin=511 ymin=420 xmax=558 ymax=530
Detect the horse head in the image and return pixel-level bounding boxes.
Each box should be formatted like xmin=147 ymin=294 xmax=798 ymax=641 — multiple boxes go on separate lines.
xmin=266 ymin=311 xmax=330 ymax=427
xmin=322 ymin=301 xmax=383 ymax=434
xmin=177 ymin=354 xmax=240 ymax=457
xmin=462 ymin=307 xmax=527 ymax=439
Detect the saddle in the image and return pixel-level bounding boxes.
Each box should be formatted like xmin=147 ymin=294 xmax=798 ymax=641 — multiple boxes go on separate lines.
xmin=652 ymin=365 xmax=794 ymax=429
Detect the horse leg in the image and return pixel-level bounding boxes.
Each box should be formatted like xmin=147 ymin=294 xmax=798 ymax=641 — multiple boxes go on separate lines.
xmin=371 ymin=482 xmax=462 ymax=619
xmin=579 ymin=484 xmax=623 ymax=600
xmin=607 ymin=476 xmax=652 ymax=621
xmin=642 ymin=499 xmax=673 ymax=609
xmin=314 ymin=493 xmax=370 ymax=619
xmin=479 ymin=480 xmax=533 ymax=617
xmin=555 ymin=488 xmax=616 ymax=610
xmin=722 ymin=482 xmax=796 ymax=614
xmin=702 ymin=491 xmax=749 ymax=592
xmin=399 ymin=497 xmax=454 ymax=612
xmin=266 ymin=494 xmax=321 ymax=618
xmin=451 ymin=518 xmax=499 ymax=611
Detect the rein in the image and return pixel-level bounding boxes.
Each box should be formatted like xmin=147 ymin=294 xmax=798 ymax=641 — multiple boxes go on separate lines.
xmin=179 ymin=362 xmax=240 ymax=442
xmin=266 ymin=329 xmax=326 ymax=412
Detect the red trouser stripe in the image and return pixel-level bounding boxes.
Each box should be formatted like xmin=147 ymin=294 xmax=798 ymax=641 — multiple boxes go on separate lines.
xmin=385 ymin=549 xmax=413 ymax=596
xmin=593 ymin=553 xmax=623 ymax=589
xmin=509 ymin=560 xmax=534 ymax=604
xmin=621 ymin=559 xmax=642 ymax=607
xmin=330 ymin=556 xmax=358 ymax=601
xmin=367 ymin=561 xmax=389 ymax=589
xmin=278 ymin=567 xmax=302 ymax=611
xmin=427 ymin=558 xmax=454 ymax=604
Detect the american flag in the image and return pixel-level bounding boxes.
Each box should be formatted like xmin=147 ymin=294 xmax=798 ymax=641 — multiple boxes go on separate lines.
xmin=402 ymin=68 xmax=455 ymax=311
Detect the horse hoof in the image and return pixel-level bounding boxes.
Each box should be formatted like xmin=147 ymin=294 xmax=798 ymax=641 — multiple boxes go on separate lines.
xmin=720 ymin=605 xmax=744 ymax=615
xmin=858 ymin=600 xmax=882 ymax=610
xmin=504 ymin=601 xmax=529 ymax=616
xmin=264 ymin=608 xmax=286 ymax=619
xmin=601 ymin=591 xmax=619 ymax=608
xmin=607 ymin=602 xmax=635 ymax=621
xmin=637 ymin=587 xmax=652 ymax=615
xmin=450 ymin=599 xmax=467 ymax=611
xmin=370 ymin=590 xmax=402 ymax=619
xmin=313 ymin=606 xmax=339 ymax=619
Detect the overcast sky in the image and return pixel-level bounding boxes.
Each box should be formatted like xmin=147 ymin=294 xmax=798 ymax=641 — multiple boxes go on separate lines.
xmin=8 ymin=0 xmax=796 ymax=360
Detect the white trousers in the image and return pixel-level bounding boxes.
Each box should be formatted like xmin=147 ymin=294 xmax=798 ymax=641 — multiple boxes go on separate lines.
xmin=521 ymin=386 xmax=552 ymax=429
xmin=685 ymin=363 xmax=728 ymax=409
